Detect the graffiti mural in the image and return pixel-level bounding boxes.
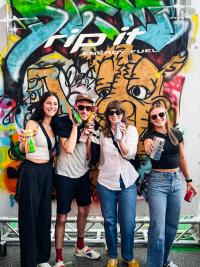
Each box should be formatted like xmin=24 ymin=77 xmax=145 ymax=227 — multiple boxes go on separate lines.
xmin=0 ymin=0 xmax=199 ymax=209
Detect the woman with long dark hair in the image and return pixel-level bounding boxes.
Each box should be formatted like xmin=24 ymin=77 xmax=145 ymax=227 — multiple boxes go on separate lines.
xmin=18 ymin=92 xmax=60 ymax=267
xmin=144 ymin=104 xmax=197 ymax=267
xmin=97 ymin=100 xmax=140 ymax=267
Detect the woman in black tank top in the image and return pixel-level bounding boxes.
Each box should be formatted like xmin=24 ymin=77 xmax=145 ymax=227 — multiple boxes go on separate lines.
xmin=144 ymin=104 xmax=197 ymax=267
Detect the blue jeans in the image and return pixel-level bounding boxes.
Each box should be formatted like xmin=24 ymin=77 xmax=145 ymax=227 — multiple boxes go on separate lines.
xmin=97 ymin=181 xmax=137 ymax=261
xmin=147 ymin=170 xmax=182 ymax=267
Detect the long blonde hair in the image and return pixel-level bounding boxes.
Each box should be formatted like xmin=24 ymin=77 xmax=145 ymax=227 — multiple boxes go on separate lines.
xmin=147 ymin=104 xmax=181 ymax=145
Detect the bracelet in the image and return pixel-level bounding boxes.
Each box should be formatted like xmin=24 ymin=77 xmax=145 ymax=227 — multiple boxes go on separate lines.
xmin=185 ymin=178 xmax=192 ymax=183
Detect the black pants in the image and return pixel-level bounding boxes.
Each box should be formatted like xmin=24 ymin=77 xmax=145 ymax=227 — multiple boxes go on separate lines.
xmin=18 ymin=160 xmax=52 ymax=267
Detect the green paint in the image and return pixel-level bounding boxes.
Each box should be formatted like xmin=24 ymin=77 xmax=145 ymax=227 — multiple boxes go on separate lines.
xmin=12 ymin=0 xmax=55 ymax=17
xmin=135 ymin=0 xmax=165 ymax=8
xmin=94 ymin=19 xmax=119 ymax=40
xmin=105 ymin=0 xmax=134 ymax=12
xmin=168 ymin=109 xmax=174 ymax=121
xmin=172 ymin=246 xmax=200 ymax=252
xmin=64 ymin=0 xmax=80 ymax=17
xmin=80 ymin=0 xmax=117 ymax=15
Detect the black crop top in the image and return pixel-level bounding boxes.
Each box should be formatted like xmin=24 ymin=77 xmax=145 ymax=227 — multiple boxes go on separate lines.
xmin=144 ymin=130 xmax=183 ymax=169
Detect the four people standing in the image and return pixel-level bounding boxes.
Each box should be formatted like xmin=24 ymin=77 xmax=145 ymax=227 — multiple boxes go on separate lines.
xmin=18 ymin=92 xmax=197 ymax=267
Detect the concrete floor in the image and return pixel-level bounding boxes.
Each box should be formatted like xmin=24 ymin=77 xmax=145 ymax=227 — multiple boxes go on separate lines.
xmin=0 ymin=244 xmax=200 ymax=267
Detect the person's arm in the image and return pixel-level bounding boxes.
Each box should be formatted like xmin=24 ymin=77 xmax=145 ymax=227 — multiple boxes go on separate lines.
xmin=86 ymin=124 xmax=95 ymax=160
xmin=18 ymin=130 xmax=25 ymax=153
xmin=179 ymin=142 xmax=197 ymax=195
xmin=118 ymin=125 xmax=138 ymax=159
xmin=59 ymin=123 xmax=78 ymax=154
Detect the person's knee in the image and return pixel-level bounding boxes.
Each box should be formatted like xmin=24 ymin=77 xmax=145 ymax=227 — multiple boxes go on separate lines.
xmin=104 ymin=216 xmax=117 ymax=227
xmin=56 ymin=214 xmax=67 ymax=226
xmin=149 ymin=222 xmax=165 ymax=242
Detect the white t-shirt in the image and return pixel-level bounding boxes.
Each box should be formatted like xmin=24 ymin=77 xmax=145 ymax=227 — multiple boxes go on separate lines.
xmin=98 ymin=125 xmax=139 ymax=190
xmin=56 ymin=142 xmax=89 ymax=178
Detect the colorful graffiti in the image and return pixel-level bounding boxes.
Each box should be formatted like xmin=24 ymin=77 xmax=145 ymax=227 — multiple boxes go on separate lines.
xmin=0 ymin=0 xmax=198 ymax=204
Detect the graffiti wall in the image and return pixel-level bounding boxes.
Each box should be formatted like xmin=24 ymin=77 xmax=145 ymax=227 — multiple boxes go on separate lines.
xmin=0 ymin=0 xmax=200 ymax=217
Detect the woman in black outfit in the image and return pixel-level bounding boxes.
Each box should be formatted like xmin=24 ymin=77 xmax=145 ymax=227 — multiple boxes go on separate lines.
xmin=18 ymin=92 xmax=59 ymax=267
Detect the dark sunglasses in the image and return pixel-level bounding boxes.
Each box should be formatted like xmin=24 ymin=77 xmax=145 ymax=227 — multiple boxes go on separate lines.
xmin=151 ymin=112 xmax=166 ymax=120
xmin=108 ymin=110 xmax=123 ymax=116
xmin=77 ymin=105 xmax=92 ymax=111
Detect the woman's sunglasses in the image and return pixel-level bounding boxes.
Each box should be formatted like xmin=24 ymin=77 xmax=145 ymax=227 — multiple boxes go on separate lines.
xmin=77 ymin=105 xmax=92 ymax=111
xmin=151 ymin=112 xmax=166 ymax=120
xmin=108 ymin=110 xmax=123 ymax=116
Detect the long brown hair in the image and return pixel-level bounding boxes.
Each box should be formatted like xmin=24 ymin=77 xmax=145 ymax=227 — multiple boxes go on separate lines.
xmin=147 ymin=104 xmax=181 ymax=145
xmin=103 ymin=100 xmax=129 ymax=137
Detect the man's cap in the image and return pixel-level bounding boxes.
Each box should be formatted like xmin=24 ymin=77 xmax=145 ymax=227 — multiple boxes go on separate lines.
xmin=75 ymin=93 xmax=94 ymax=103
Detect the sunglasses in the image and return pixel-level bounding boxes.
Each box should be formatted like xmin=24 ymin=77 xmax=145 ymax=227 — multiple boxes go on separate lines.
xmin=151 ymin=112 xmax=166 ymax=120
xmin=108 ymin=110 xmax=123 ymax=116
xmin=77 ymin=105 xmax=92 ymax=112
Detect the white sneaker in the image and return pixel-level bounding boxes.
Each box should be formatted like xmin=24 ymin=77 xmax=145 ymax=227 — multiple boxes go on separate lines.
xmin=37 ymin=263 xmax=52 ymax=267
xmin=54 ymin=260 xmax=65 ymax=267
xmin=164 ymin=262 xmax=178 ymax=267
xmin=75 ymin=245 xmax=100 ymax=260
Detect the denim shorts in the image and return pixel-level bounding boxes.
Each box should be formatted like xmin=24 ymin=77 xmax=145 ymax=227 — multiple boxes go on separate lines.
xmin=55 ymin=172 xmax=91 ymax=214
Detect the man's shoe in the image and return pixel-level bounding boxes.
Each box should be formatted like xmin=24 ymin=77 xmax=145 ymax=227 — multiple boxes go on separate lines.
xmin=122 ymin=259 xmax=140 ymax=267
xmin=107 ymin=258 xmax=118 ymax=267
xmin=75 ymin=245 xmax=100 ymax=259
xmin=54 ymin=260 xmax=65 ymax=267
xmin=164 ymin=262 xmax=178 ymax=267
xmin=37 ymin=263 xmax=52 ymax=267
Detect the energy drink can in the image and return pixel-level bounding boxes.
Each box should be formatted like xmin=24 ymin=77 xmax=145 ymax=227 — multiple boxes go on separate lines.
xmin=184 ymin=189 xmax=194 ymax=202
xmin=87 ymin=106 xmax=98 ymax=124
xmin=72 ymin=109 xmax=82 ymax=125
xmin=150 ymin=136 xmax=165 ymax=161
xmin=114 ymin=122 xmax=122 ymax=142
xmin=24 ymin=129 xmax=36 ymax=153
xmin=79 ymin=106 xmax=98 ymax=143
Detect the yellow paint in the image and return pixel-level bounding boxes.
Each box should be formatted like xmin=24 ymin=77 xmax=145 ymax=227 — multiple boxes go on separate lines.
xmin=182 ymin=59 xmax=192 ymax=74
xmin=0 ymin=125 xmax=16 ymax=131
xmin=39 ymin=52 xmax=67 ymax=62
xmin=190 ymin=14 xmax=199 ymax=47
xmin=8 ymin=34 xmax=21 ymax=43
xmin=0 ymin=147 xmax=14 ymax=190
xmin=0 ymin=35 xmax=20 ymax=63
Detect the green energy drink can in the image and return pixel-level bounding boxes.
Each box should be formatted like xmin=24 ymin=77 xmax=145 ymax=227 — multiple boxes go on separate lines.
xmin=24 ymin=129 xmax=36 ymax=153
xmin=72 ymin=109 xmax=82 ymax=125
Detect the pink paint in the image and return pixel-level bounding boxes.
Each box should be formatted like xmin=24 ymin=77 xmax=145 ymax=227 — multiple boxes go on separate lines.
xmin=163 ymin=75 xmax=185 ymax=107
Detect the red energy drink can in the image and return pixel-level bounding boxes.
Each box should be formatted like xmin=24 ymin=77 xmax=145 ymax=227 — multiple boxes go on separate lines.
xmin=184 ymin=189 xmax=194 ymax=202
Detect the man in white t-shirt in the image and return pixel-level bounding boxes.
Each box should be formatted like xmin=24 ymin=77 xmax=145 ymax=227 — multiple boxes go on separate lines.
xmin=53 ymin=94 xmax=100 ymax=267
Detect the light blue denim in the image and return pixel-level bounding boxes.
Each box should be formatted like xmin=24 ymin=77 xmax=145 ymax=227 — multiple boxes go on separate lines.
xmin=97 ymin=181 xmax=137 ymax=261
xmin=147 ymin=170 xmax=182 ymax=267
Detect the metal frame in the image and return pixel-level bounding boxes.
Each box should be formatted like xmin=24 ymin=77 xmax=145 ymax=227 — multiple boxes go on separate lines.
xmin=0 ymin=216 xmax=200 ymax=245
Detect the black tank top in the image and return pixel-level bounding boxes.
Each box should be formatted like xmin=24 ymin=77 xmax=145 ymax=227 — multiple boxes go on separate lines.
xmin=144 ymin=129 xmax=183 ymax=169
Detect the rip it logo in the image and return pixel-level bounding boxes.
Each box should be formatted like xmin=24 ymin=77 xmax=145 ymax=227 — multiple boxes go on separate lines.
xmin=44 ymin=27 xmax=146 ymax=53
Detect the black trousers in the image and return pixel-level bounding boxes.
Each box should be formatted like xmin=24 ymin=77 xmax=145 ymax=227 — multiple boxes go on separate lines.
xmin=18 ymin=160 xmax=52 ymax=267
